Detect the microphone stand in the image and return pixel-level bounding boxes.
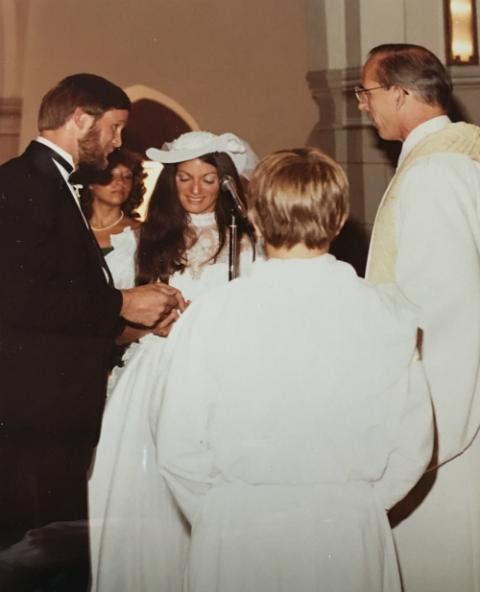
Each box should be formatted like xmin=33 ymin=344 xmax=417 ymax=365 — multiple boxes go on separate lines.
xmin=222 ymin=175 xmax=255 ymax=281
xmin=228 ymin=209 xmax=238 ymax=281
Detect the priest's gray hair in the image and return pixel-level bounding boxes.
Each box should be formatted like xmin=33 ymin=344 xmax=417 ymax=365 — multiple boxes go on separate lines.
xmin=368 ymin=43 xmax=452 ymax=110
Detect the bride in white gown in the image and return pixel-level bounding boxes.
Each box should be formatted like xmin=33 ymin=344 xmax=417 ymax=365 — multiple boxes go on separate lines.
xmin=88 ymin=132 xmax=259 ymax=592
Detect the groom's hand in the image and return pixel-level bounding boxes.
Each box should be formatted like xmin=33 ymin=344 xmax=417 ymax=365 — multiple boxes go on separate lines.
xmin=120 ymin=283 xmax=184 ymax=327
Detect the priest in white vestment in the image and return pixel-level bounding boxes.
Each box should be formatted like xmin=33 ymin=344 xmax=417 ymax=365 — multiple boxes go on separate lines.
xmin=155 ymin=147 xmax=433 ymax=592
xmin=359 ymin=43 xmax=480 ymax=592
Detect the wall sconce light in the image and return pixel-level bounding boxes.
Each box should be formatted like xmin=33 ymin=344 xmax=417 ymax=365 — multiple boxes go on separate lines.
xmin=444 ymin=0 xmax=479 ymax=64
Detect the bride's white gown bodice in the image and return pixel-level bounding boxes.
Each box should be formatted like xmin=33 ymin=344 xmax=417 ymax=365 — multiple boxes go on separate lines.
xmin=172 ymin=211 xmax=256 ymax=299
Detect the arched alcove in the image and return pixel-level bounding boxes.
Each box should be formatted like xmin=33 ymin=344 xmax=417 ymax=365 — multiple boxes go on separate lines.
xmin=123 ymin=84 xmax=200 ymax=155
xmin=122 ymin=85 xmax=201 ymax=218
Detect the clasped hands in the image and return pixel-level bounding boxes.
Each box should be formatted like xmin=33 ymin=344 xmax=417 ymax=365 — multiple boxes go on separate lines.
xmin=120 ymin=282 xmax=189 ymax=338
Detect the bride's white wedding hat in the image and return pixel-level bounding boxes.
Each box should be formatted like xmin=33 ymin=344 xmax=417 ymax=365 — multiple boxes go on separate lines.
xmin=146 ymin=131 xmax=258 ymax=179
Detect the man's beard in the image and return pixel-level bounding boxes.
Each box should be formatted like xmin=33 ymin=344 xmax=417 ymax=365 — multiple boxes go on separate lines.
xmin=78 ymin=123 xmax=108 ymax=169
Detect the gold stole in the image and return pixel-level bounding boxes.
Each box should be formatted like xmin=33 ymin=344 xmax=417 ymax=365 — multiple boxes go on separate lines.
xmin=366 ymin=122 xmax=480 ymax=284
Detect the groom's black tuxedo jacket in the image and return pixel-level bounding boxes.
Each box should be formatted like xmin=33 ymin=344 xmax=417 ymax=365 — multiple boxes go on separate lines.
xmin=0 ymin=139 xmax=126 ymax=586
xmin=0 ymin=140 xmax=123 ymax=466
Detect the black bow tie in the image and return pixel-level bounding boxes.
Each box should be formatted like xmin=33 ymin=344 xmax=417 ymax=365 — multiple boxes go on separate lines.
xmin=51 ymin=152 xmax=74 ymax=175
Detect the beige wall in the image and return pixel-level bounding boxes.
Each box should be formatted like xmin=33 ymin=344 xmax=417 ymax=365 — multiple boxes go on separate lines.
xmin=0 ymin=0 xmax=28 ymax=159
xmin=306 ymin=0 xmax=446 ymax=73
xmin=16 ymin=0 xmax=318 ymax=159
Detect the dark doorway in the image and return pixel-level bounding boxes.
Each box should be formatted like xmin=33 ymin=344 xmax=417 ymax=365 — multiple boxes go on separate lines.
xmin=123 ymin=98 xmax=193 ymax=157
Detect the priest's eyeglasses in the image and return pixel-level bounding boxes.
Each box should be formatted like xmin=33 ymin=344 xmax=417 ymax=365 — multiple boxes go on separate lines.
xmin=354 ymin=85 xmax=386 ymax=102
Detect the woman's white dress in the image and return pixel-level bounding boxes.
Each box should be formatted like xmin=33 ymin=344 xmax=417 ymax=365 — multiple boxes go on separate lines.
xmin=103 ymin=226 xmax=138 ymax=290
xmin=155 ymin=255 xmax=434 ymax=592
xmin=88 ymin=212 xmax=257 ymax=592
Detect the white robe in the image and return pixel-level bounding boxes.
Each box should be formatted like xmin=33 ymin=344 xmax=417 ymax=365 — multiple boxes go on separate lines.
xmin=156 ymin=255 xmax=433 ymax=592
xmin=367 ymin=116 xmax=480 ymax=592
xmin=88 ymin=212 xmax=258 ymax=592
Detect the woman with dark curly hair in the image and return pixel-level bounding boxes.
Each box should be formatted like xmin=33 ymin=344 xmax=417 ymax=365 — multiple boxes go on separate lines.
xmin=80 ymin=148 xmax=145 ymax=289
xmin=89 ymin=131 xmax=260 ymax=592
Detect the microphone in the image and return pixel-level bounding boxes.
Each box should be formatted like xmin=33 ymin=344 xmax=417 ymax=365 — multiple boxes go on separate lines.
xmin=221 ymin=175 xmax=248 ymax=218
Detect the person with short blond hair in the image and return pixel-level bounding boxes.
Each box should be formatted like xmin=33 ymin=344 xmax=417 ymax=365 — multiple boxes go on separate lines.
xmin=156 ymin=146 xmax=433 ymax=592
xmin=249 ymin=148 xmax=349 ymax=250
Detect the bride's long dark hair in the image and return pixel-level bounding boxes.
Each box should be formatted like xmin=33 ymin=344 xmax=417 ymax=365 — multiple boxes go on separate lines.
xmin=136 ymin=152 xmax=255 ymax=285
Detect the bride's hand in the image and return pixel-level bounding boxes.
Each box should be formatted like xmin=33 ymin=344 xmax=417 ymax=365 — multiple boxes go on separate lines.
xmin=152 ymin=308 xmax=180 ymax=338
